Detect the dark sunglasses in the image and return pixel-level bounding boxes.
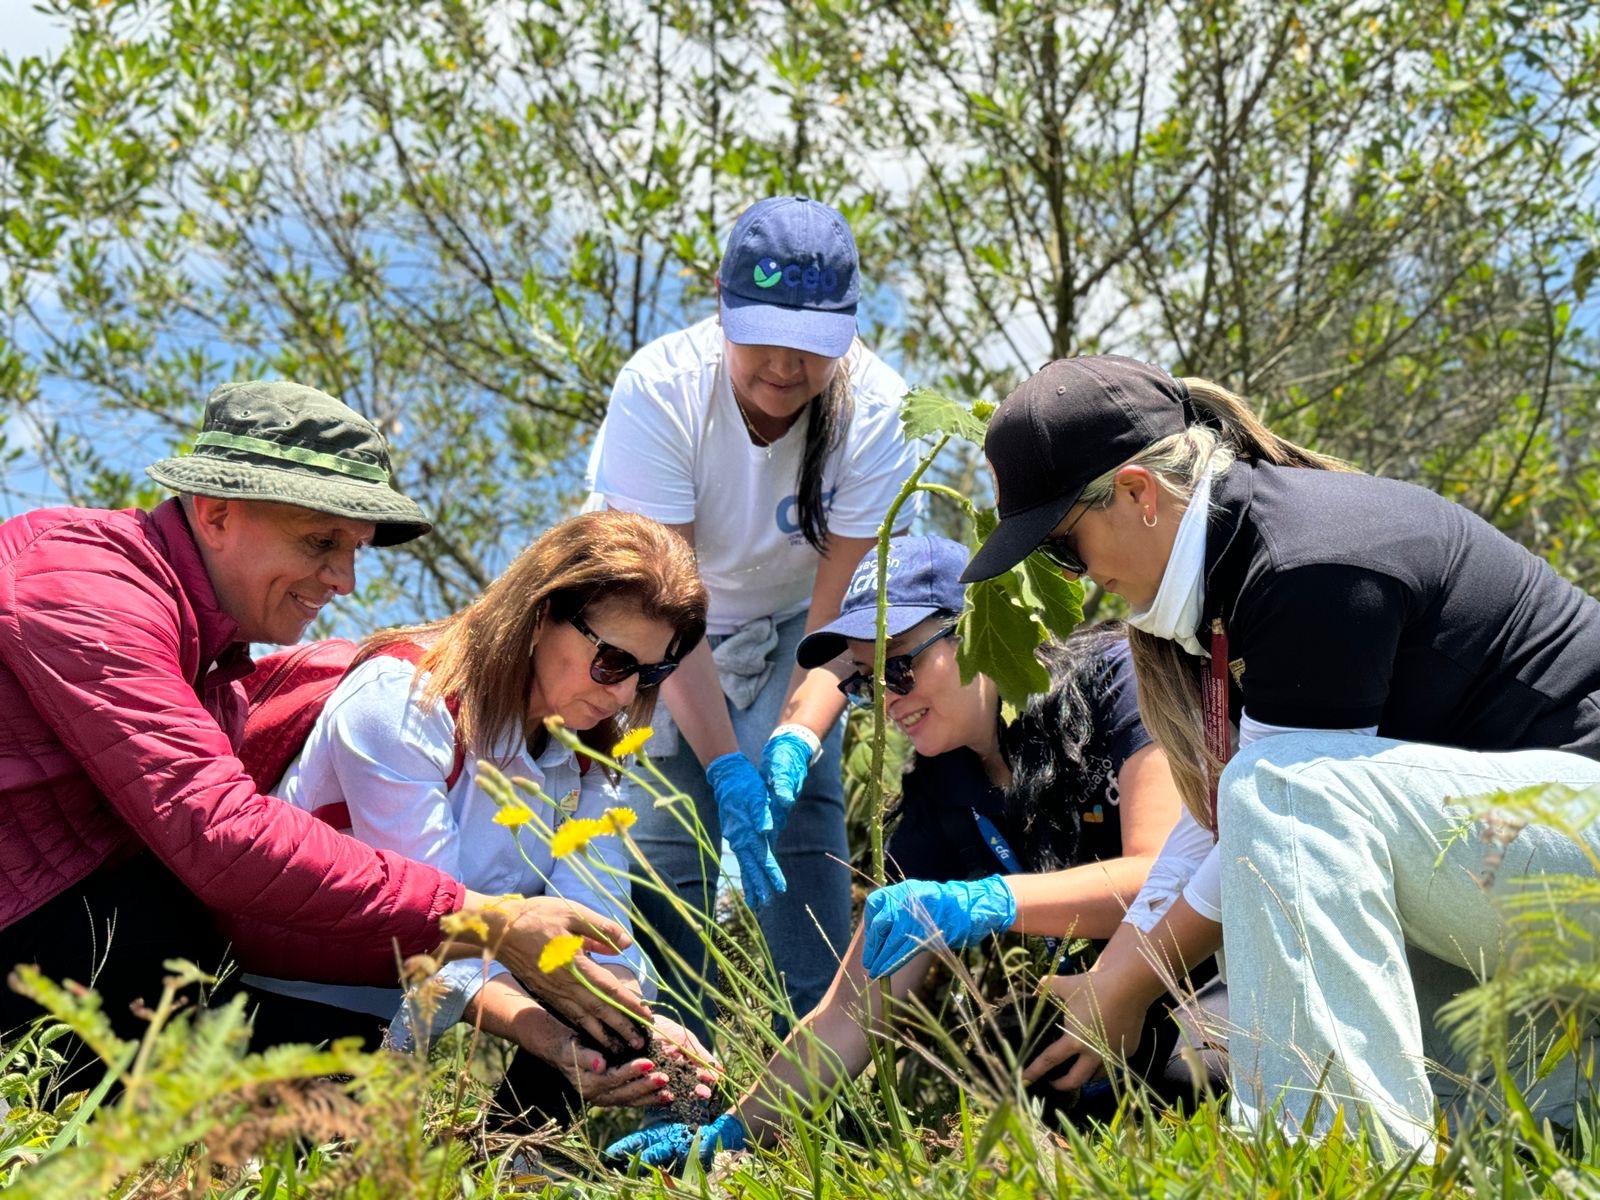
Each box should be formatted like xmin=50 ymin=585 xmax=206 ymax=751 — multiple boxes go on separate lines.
xmin=1035 ymin=499 xmax=1098 ymax=576
xmin=837 ymin=623 xmax=957 ymax=708
xmin=569 ymin=614 xmax=679 ymax=688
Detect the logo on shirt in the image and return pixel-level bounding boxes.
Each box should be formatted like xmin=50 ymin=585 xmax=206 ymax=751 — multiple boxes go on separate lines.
xmin=776 ymin=489 xmax=837 ymax=540
xmin=558 ymin=788 xmax=581 ymax=818
xmin=752 ymin=257 xmax=838 ymax=293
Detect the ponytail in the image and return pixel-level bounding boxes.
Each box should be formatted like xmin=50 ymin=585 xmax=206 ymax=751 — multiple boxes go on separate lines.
xmin=1183 ymin=378 xmax=1352 ymax=474
xmin=1119 ymin=377 xmax=1356 ymax=826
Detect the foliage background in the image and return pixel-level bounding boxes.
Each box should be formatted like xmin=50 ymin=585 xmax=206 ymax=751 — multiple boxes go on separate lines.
xmin=3 ymin=0 xmax=1597 ymax=623
xmin=3 ymin=2 xmax=1600 ymax=1196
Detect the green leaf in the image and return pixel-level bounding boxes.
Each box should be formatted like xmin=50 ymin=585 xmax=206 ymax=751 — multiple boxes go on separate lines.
xmin=1017 ymin=554 xmax=1084 ymax=640
xmin=957 ymin=572 xmax=1050 ymax=710
xmin=900 ymin=385 xmax=988 ymax=445
xmin=1574 ymin=246 xmax=1598 ymax=304
xmin=969 ymin=505 xmax=997 ymax=546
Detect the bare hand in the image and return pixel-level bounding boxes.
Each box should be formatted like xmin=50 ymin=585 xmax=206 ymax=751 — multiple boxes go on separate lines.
xmin=459 ymin=891 xmax=650 ymax=1049
xmin=648 ymin=1014 xmax=722 ymax=1093
xmin=536 ymin=1027 xmax=673 ymax=1109
xmin=1023 ymin=972 xmax=1149 ymax=1093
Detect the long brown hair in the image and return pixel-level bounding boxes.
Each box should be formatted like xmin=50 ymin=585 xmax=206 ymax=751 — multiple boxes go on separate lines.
xmin=358 ymin=510 xmax=707 ymax=768
xmin=1122 ymin=378 xmax=1355 ymax=828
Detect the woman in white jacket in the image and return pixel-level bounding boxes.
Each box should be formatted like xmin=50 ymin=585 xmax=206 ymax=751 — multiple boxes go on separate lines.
xmin=256 ymin=510 xmax=717 ymax=1122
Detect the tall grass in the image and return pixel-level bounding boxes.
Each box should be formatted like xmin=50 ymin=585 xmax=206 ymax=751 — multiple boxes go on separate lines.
xmin=7 ymin=749 xmax=1600 ymax=1197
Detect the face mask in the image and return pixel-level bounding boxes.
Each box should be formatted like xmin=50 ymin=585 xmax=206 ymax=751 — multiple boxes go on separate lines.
xmin=1126 ymin=470 xmax=1214 ymax=657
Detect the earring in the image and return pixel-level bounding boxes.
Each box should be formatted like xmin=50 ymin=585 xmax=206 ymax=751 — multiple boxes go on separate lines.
xmin=1142 ymin=510 xmax=1158 ymax=529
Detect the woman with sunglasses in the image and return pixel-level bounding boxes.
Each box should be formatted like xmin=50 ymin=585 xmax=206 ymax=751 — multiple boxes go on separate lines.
xmin=250 ymin=510 xmax=719 ymax=1120
xmin=585 ymin=196 xmax=920 ymax=1042
xmin=606 ymin=536 xmax=1221 ymax=1169
xmin=963 ymin=355 xmax=1600 ymax=1155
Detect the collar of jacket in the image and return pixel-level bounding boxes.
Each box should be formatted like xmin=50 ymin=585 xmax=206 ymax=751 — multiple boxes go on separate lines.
xmin=148 ymin=497 xmax=254 ymax=686
xmin=1200 ymin=459 xmax=1256 ymax=632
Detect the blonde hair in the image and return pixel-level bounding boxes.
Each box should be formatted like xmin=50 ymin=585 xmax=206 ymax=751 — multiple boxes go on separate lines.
xmin=359 ymin=510 xmax=707 ymax=771
xmin=1110 ymin=378 xmax=1356 ymax=827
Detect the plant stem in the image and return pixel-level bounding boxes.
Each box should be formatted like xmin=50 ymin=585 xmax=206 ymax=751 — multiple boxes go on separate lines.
xmin=915 ymin=481 xmax=974 ymax=512
xmin=863 ymin=434 xmax=948 ymax=1154
xmin=867 ymin=434 xmax=949 ymax=886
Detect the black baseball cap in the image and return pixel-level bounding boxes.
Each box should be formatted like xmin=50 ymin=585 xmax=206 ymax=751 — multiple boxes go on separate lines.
xmin=961 ymin=355 xmax=1192 ymax=582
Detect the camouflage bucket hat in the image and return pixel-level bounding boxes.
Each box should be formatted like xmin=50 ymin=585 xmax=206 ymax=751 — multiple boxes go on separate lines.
xmin=145 ymin=380 xmax=432 ymax=547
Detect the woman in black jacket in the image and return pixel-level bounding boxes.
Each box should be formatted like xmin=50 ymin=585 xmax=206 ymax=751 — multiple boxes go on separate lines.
xmin=965 ymin=354 xmax=1600 ymax=1156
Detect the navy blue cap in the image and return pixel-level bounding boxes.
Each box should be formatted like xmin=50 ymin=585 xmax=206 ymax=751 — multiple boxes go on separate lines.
xmin=718 ymin=196 xmax=860 ymax=358
xmin=796 ymin=536 xmax=968 ymax=669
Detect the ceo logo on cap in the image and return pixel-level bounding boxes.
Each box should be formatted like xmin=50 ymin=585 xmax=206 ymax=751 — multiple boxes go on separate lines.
xmin=584 ymin=193 xmax=921 ymax=1044
xmin=718 ymin=196 xmax=861 ymax=358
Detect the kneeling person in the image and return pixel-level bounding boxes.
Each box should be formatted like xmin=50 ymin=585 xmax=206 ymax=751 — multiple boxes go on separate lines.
xmin=608 ymin=536 xmax=1223 ymax=1168
xmin=0 ymin=383 xmax=644 ymax=1054
xmin=253 ymin=511 xmax=718 ymax=1119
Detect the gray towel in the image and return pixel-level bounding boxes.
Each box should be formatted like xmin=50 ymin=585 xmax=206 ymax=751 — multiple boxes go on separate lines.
xmin=710 ymin=616 xmax=781 ymax=710
xmin=647 ymin=617 xmax=781 ymax=758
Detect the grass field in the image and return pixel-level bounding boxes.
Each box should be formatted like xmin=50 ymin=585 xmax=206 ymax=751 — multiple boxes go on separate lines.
xmin=6 ymin=752 xmax=1600 ymax=1198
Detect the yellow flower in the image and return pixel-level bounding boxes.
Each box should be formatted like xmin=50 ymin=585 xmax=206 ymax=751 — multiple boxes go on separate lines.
xmin=538 ymin=933 xmax=585 ymax=973
xmin=611 ymin=726 xmax=655 ymax=758
xmin=493 ymin=801 xmax=535 ymax=829
xmin=438 ymin=911 xmax=489 ymax=941
xmin=602 ymin=806 xmax=638 ymax=834
xmin=549 ymin=817 xmax=608 ymax=858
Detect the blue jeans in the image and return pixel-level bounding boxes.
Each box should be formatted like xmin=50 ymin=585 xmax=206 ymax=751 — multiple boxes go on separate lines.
xmin=626 ymin=613 xmax=850 ymax=1046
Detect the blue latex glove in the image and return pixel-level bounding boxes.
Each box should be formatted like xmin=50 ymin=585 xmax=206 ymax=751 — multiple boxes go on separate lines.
xmin=604 ymin=1112 xmax=747 ymax=1172
xmin=759 ymin=731 xmax=813 ymax=840
xmin=860 ymin=875 xmax=1018 ymax=979
xmin=706 ymin=752 xmax=786 ymax=911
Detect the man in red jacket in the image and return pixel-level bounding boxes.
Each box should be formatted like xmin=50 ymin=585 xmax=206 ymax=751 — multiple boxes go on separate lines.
xmin=0 ymin=382 xmax=648 ymax=1053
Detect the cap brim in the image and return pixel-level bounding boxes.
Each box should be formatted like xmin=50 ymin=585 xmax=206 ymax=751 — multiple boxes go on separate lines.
xmin=795 ymin=603 xmax=946 ymax=669
xmin=720 ymin=293 xmax=857 ymax=358
xmin=146 ymin=459 xmax=432 ymax=547
xmin=960 ymin=492 xmax=1078 ymax=583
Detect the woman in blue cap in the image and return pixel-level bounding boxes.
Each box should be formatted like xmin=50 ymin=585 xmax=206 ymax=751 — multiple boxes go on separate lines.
xmin=960 ymin=355 xmax=1600 ymax=1156
xmin=585 ymin=197 xmax=921 ymax=1041
xmin=606 ymin=536 xmax=1223 ymax=1169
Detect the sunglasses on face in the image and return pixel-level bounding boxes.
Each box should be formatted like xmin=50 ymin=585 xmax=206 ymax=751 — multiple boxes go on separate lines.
xmin=1035 ymin=500 xmax=1097 ymax=575
xmin=568 ymin=614 xmax=679 ymax=688
xmin=837 ymin=623 xmax=958 ymax=708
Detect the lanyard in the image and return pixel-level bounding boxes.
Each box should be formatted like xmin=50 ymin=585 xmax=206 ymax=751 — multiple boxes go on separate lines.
xmin=972 ymin=809 xmax=1023 ymax=873
xmin=972 ymin=808 xmax=1059 ymax=958
xmin=1203 ymin=617 xmax=1233 ymax=835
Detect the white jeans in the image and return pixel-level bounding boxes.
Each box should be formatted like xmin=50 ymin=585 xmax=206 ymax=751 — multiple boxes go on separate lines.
xmin=1217 ymin=732 xmax=1600 ymax=1155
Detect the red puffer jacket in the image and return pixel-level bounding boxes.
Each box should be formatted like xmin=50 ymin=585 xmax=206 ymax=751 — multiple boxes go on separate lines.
xmin=0 ymin=499 xmax=464 ymax=982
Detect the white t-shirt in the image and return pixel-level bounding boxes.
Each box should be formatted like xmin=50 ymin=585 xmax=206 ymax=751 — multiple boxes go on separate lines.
xmin=247 ymin=655 xmax=645 ymax=1023
xmin=585 ymin=316 xmax=920 ymax=635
